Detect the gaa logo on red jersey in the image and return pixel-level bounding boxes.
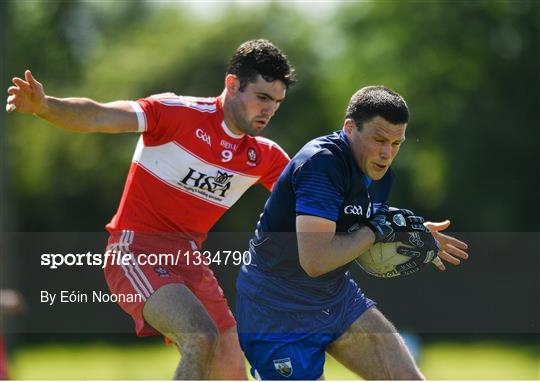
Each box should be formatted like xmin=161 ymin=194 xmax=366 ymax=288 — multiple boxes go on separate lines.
xmin=196 ymin=128 xmax=211 ymax=146
xmin=179 ymin=168 xmax=233 ymax=197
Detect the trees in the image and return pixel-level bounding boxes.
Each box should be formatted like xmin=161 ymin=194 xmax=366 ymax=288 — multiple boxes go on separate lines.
xmin=4 ymin=1 xmax=538 ymax=232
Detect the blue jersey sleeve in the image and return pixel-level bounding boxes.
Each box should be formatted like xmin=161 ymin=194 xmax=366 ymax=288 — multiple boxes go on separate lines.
xmin=292 ymin=150 xmax=346 ymax=221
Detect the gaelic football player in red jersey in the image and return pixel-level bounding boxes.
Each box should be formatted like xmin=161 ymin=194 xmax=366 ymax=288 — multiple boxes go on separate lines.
xmin=6 ymin=39 xmax=296 ymax=379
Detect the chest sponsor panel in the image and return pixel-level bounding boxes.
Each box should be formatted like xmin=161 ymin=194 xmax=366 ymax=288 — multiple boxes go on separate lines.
xmin=133 ymin=138 xmax=260 ymax=208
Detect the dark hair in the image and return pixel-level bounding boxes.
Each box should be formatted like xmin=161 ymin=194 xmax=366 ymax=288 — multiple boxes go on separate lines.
xmin=345 ymin=86 xmax=409 ymax=129
xmin=226 ymin=39 xmax=296 ymax=91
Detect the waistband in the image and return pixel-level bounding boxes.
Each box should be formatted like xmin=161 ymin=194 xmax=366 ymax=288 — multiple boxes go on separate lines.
xmin=108 ymin=230 xmax=198 ymax=252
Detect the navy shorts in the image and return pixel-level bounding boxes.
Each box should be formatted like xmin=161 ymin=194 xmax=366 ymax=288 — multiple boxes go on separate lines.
xmin=236 ymin=286 xmax=375 ymax=380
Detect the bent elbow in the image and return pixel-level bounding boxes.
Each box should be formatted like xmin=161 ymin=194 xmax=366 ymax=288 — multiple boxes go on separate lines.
xmin=299 ymin=258 xmax=324 ymax=278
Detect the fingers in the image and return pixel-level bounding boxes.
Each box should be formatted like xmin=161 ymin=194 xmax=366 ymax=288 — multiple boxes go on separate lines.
xmin=427 ymin=220 xmax=469 ymax=262
xmin=445 ymin=243 xmax=468 ymax=259
xmin=432 ymin=256 xmax=446 ymax=271
xmin=438 ymin=250 xmax=461 ymax=265
xmin=12 ymin=77 xmax=30 ymax=90
xmin=6 ymin=85 xmax=21 ymax=113
xmin=424 ymin=220 xmax=451 ymax=232
xmin=434 ymin=231 xmax=469 ymax=265
xmin=25 ymin=70 xmax=41 ymax=88
xmin=6 ymin=70 xmax=44 ymax=114
xmin=7 ymin=86 xmax=20 ymax=95
xmin=11 ymin=70 xmax=40 ymax=92
xmin=25 ymin=70 xmax=32 ymax=82
xmin=6 ymin=102 xmax=16 ymax=113
xmin=434 ymin=231 xmax=469 ymax=251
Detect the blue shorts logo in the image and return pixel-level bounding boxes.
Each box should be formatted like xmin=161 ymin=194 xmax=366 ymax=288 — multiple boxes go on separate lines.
xmin=273 ymin=357 xmax=293 ymax=377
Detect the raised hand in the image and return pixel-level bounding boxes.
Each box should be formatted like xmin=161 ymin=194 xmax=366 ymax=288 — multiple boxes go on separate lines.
xmin=6 ymin=70 xmax=47 ymax=115
xmin=424 ymin=220 xmax=469 ymax=271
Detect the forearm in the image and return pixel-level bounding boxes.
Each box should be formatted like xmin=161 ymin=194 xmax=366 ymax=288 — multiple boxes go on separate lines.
xmin=299 ymin=226 xmax=375 ymax=277
xmin=37 ymin=96 xmax=137 ymax=133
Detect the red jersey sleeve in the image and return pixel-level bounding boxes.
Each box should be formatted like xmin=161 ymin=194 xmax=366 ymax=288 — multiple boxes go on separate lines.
xmin=259 ymin=142 xmax=290 ymax=191
xmin=133 ymin=93 xmax=186 ymax=146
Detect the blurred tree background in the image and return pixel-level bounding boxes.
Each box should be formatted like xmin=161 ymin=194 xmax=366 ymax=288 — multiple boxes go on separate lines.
xmin=3 ymin=0 xmax=538 ymax=233
xmin=1 ymin=0 xmax=539 ymax=378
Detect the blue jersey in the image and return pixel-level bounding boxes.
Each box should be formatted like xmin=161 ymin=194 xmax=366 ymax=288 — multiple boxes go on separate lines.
xmin=236 ymin=130 xmax=393 ymax=310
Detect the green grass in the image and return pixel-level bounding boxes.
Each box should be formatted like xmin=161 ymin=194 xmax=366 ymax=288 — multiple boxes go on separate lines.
xmin=421 ymin=342 xmax=540 ymax=380
xmin=8 ymin=340 xmax=540 ymax=380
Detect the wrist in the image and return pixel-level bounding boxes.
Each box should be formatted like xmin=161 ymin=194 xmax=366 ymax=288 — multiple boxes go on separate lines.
xmin=360 ymin=222 xmax=380 ymax=245
xmin=35 ymin=95 xmax=52 ymax=117
xmin=364 ymin=220 xmax=383 ymax=243
xmin=363 ymin=225 xmax=376 ymax=245
xmin=353 ymin=226 xmax=377 ymax=258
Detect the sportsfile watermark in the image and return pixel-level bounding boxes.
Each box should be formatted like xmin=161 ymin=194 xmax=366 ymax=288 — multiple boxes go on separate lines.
xmin=40 ymin=248 xmax=252 ymax=269
xmin=2 ymin=232 xmax=538 ymax=334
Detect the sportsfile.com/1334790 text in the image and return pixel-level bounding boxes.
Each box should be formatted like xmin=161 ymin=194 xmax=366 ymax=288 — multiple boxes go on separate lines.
xmin=40 ymin=249 xmax=252 ymax=269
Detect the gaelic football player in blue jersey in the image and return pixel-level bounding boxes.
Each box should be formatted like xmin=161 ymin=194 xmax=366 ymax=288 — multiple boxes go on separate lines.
xmin=236 ymin=86 xmax=469 ymax=380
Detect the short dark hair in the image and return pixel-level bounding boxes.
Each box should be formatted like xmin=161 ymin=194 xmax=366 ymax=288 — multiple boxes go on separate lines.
xmin=226 ymin=39 xmax=296 ymax=91
xmin=345 ymin=86 xmax=409 ymax=129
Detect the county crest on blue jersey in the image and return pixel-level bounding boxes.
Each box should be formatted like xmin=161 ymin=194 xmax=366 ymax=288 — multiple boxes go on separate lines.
xmin=273 ymin=357 xmax=293 ymax=377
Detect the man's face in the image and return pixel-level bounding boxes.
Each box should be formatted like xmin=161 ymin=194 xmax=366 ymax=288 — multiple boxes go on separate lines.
xmin=345 ymin=116 xmax=407 ymax=180
xmin=228 ymin=75 xmax=287 ymax=136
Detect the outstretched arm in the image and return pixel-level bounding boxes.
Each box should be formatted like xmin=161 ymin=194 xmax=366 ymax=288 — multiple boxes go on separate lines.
xmin=424 ymin=220 xmax=469 ymax=271
xmin=6 ymin=70 xmax=138 ymax=133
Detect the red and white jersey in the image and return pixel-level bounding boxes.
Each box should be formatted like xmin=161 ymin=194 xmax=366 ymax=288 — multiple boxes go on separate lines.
xmin=106 ymin=93 xmax=290 ymax=247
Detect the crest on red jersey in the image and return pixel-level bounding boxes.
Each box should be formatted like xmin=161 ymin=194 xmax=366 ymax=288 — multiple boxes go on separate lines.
xmin=247 ymin=148 xmax=258 ymax=166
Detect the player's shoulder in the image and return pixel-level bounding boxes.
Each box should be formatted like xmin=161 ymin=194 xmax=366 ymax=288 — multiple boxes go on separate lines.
xmin=148 ymin=93 xmax=218 ymax=113
xmin=293 ymin=132 xmax=349 ymax=168
xmin=250 ymin=135 xmax=290 ymax=160
xmin=295 ymin=148 xmax=347 ymax=177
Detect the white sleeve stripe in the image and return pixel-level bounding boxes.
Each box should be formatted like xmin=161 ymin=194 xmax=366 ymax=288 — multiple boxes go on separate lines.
xmin=129 ymin=101 xmax=147 ymax=132
xmin=256 ymin=137 xmax=290 ymax=159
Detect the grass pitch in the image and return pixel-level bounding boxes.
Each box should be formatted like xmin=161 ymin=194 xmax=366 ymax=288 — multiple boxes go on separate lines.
xmin=8 ymin=339 xmax=540 ymax=380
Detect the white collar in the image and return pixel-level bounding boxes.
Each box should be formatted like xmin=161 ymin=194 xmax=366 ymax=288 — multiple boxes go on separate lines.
xmin=221 ymin=120 xmax=245 ymax=139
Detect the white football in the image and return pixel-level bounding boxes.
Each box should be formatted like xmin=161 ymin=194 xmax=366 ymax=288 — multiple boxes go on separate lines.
xmin=355 ymin=241 xmax=414 ymax=278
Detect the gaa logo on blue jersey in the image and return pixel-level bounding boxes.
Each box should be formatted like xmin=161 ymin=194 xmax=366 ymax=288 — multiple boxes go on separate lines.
xmin=344 ymin=201 xmax=372 ymax=218
xmin=344 ymin=205 xmax=363 ymax=215
xmin=273 ymin=357 xmax=293 ymax=377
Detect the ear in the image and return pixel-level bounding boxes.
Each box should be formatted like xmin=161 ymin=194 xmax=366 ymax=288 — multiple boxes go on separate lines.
xmin=343 ymin=119 xmax=356 ymax=138
xmin=225 ymin=74 xmax=240 ymax=95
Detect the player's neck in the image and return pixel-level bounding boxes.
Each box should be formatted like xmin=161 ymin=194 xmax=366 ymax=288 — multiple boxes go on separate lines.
xmin=219 ymin=92 xmax=244 ymax=136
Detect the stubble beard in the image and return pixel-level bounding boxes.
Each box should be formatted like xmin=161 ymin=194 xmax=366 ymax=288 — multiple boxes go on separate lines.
xmin=232 ymin=104 xmax=263 ymax=137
